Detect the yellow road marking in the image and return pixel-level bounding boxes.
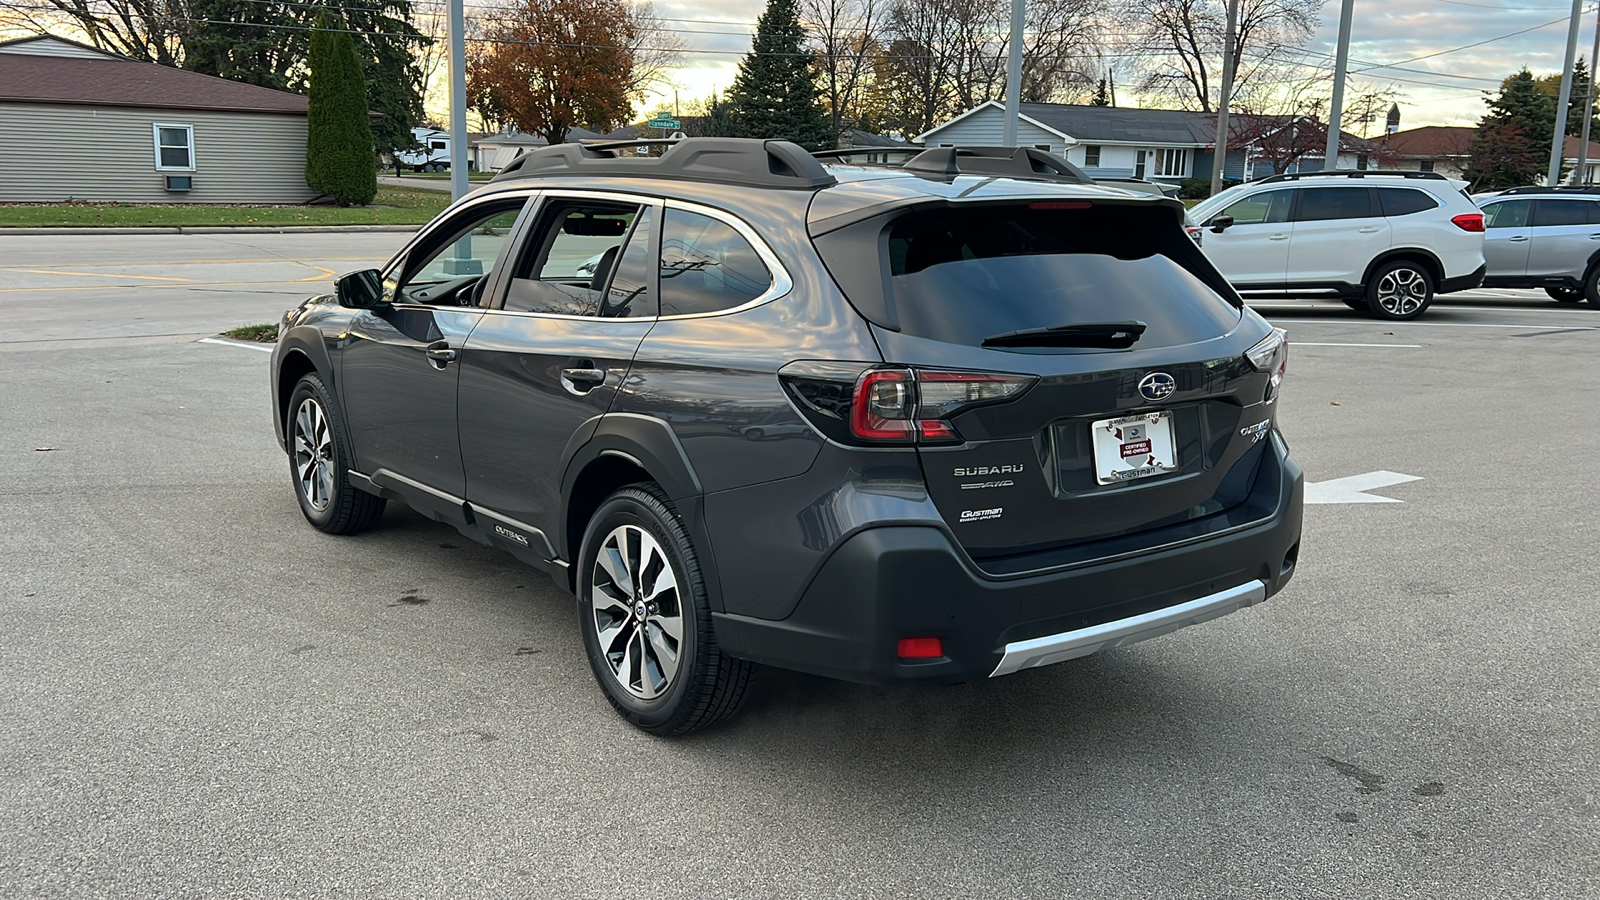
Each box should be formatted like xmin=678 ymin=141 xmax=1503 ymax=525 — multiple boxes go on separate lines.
xmin=0 ymin=256 xmax=385 ymax=269
xmin=15 ymin=268 xmax=193 ymax=282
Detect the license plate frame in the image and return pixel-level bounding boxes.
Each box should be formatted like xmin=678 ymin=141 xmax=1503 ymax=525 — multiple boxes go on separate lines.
xmin=1090 ymin=411 xmax=1177 ymax=484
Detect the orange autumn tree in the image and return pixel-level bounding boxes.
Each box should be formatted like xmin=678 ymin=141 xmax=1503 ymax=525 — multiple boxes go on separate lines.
xmin=467 ymin=0 xmax=639 ymax=144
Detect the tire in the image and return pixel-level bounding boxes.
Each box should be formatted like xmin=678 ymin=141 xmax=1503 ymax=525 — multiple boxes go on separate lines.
xmin=746 ymin=428 xmax=764 ymax=441
xmin=577 ymin=483 xmax=752 ymax=735
xmin=1585 ymin=267 xmax=1600 ymax=309
xmin=1544 ymin=286 xmax=1584 ymax=304
xmin=1341 ymin=297 xmax=1371 ymax=312
xmin=286 ymin=374 xmax=386 ymax=534
xmin=1366 ymin=260 xmax=1434 ymax=320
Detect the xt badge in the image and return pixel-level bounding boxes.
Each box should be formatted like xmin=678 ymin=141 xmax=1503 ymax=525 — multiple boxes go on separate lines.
xmin=1239 ymin=420 xmax=1271 ymax=443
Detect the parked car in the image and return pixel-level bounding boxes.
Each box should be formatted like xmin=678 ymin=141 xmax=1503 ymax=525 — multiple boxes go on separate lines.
xmin=270 ymin=140 xmax=1303 ymax=734
xmin=1187 ymin=171 xmax=1486 ymax=320
xmin=1476 ymin=185 xmax=1600 ymax=307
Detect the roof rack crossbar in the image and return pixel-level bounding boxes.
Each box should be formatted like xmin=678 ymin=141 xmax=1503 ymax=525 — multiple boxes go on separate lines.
xmin=490 ymin=137 xmax=836 ymax=190
xmin=897 ymin=146 xmax=1093 ymax=184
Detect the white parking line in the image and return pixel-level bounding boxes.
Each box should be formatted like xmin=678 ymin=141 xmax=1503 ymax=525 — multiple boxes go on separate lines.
xmin=1269 ymin=319 xmax=1595 ymax=330
xmin=1292 ymin=342 xmax=1421 ymax=348
xmin=198 ymin=337 xmax=274 ymax=353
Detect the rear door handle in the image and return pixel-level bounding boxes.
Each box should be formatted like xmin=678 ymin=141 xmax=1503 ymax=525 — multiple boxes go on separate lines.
xmin=1588 ymin=233 xmax=1600 ymax=239
xmin=561 ymin=365 xmax=607 ymax=393
xmin=424 ymin=340 xmax=457 ymax=368
xmin=1269 ymin=233 xmax=1289 ymax=241
xmin=1358 ymin=226 xmax=1382 ymax=234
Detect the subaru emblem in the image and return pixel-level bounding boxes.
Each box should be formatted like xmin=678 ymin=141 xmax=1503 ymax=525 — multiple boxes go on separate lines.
xmin=1138 ymin=372 xmax=1176 ymax=402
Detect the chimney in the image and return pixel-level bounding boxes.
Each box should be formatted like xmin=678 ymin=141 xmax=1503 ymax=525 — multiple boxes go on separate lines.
xmin=1386 ymin=103 xmax=1401 ymax=135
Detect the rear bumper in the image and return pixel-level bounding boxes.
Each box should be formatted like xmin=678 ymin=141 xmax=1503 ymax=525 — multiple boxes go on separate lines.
xmin=1439 ymin=263 xmax=1487 ymax=295
xmin=712 ymin=435 xmax=1303 ymax=684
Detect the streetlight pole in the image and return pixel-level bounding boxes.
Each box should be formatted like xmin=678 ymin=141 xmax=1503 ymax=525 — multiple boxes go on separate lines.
xmin=1573 ymin=9 xmax=1600 ymax=183
xmin=1323 ymin=0 xmax=1355 ymax=170
xmin=1003 ymin=0 xmax=1024 ymax=146
xmin=1548 ymin=0 xmax=1585 ymax=186
xmin=448 ymin=0 xmax=468 ymax=201
xmin=1210 ymin=0 xmax=1241 ymax=195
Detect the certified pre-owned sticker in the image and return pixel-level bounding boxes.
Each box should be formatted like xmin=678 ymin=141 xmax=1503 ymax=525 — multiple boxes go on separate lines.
xmin=959 ymin=507 xmax=1003 ymax=523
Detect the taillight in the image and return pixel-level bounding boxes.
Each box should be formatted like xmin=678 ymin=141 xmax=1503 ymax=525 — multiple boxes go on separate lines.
xmin=846 ymin=367 xmax=1035 ymax=444
xmin=1451 ymin=213 xmax=1485 ymax=233
xmin=1245 ymin=328 xmax=1288 ymax=402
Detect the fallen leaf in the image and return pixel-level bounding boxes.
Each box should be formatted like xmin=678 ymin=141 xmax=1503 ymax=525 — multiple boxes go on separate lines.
xmin=1329 ymin=401 xmax=1340 ymax=406
xmin=35 ymin=446 xmax=57 ymax=452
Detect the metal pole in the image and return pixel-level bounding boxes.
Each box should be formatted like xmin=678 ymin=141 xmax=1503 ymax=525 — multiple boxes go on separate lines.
xmin=1003 ymin=0 xmax=1024 ymax=146
xmin=1574 ymin=13 xmax=1599 ymax=183
xmin=1323 ymin=0 xmax=1355 ymax=170
xmin=1210 ymin=0 xmax=1241 ymax=195
xmin=1548 ymin=0 xmax=1585 ymax=186
xmin=448 ymin=0 xmax=468 ymax=200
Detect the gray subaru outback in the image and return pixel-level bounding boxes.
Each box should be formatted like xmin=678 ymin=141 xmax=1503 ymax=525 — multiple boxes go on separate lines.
xmin=270 ymin=139 xmax=1303 ymax=734
xmin=1479 ymin=185 xmax=1600 ymax=306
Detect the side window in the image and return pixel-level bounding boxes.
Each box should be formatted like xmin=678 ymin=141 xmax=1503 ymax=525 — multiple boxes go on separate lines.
xmin=1376 ymin=188 xmax=1439 ymax=217
xmin=1294 ymin=187 xmax=1376 ymax=221
xmin=502 ymin=199 xmax=642 ymax=316
xmin=394 ymin=199 xmax=528 ymax=305
xmin=600 ymin=207 xmax=657 ymax=318
xmin=1530 ymin=199 xmax=1598 ymax=227
xmin=659 ymin=208 xmax=773 ymax=317
xmin=1217 ymin=190 xmax=1290 ymax=226
xmin=1482 ymin=199 xmax=1530 ymax=228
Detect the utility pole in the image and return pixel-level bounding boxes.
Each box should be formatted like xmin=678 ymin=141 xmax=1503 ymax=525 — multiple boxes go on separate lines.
xmin=1548 ymin=0 xmax=1585 ymax=186
xmin=448 ymin=0 xmax=468 ymax=201
xmin=1209 ymin=0 xmax=1241 ymax=195
xmin=1003 ymin=0 xmax=1024 ymax=146
xmin=1573 ymin=14 xmax=1600 ymax=183
xmin=1323 ymin=0 xmax=1355 ymax=171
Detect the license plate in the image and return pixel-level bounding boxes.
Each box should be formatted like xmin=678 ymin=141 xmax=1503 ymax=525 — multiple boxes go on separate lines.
xmin=1091 ymin=412 xmax=1176 ymax=484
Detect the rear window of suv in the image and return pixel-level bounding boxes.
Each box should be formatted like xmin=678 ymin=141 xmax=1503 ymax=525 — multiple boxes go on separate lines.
xmin=863 ymin=204 xmax=1240 ymax=348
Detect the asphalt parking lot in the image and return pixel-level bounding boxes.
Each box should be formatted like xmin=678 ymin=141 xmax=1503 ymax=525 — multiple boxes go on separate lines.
xmin=3 ymin=233 xmax=1597 ymax=897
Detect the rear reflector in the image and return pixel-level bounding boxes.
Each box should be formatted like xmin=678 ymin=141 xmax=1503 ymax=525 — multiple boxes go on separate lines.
xmin=1450 ymin=213 xmax=1485 ymax=233
xmin=897 ymin=636 xmax=944 ymax=659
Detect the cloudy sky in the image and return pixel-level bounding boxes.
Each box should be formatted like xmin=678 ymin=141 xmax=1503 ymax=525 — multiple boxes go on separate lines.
xmin=633 ymin=0 xmax=1599 ymax=132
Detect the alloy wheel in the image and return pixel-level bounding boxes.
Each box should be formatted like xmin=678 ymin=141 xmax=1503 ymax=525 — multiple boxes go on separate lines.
xmin=589 ymin=524 xmax=684 ymax=700
xmin=293 ymin=397 xmax=336 ymax=512
xmin=1375 ymin=267 xmax=1428 ymax=317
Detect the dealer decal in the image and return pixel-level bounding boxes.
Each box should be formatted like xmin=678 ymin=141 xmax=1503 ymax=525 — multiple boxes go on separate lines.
xmin=959 ymin=507 xmax=1003 ymax=523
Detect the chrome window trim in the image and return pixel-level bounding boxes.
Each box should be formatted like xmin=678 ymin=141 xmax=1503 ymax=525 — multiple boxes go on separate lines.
xmin=468 ymin=193 xmax=794 ymax=323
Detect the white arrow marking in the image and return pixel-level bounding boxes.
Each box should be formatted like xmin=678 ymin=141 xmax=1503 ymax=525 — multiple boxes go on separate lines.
xmin=1305 ymin=470 xmax=1423 ymax=505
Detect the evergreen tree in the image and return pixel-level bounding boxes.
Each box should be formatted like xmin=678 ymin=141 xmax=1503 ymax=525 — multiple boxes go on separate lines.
xmin=1533 ymin=59 xmax=1599 ymax=137
xmin=1091 ymin=77 xmax=1111 ymax=106
xmin=306 ymin=15 xmax=378 ymax=206
xmin=726 ymin=0 xmax=834 ymax=151
xmin=1466 ymin=69 xmax=1556 ymax=190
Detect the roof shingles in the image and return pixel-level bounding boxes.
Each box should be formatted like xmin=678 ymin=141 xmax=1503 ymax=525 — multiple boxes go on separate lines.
xmin=0 ymin=53 xmax=309 ymax=115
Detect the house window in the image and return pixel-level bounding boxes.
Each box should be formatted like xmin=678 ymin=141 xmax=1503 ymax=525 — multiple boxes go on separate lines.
xmin=1357 ymin=153 xmax=1370 ymax=171
xmin=1083 ymin=145 xmax=1101 ymax=166
xmin=1419 ymin=160 xmax=1435 ymax=173
xmin=153 ymin=124 xmax=194 ymax=171
xmin=1034 ymin=143 xmax=1052 ymax=152
xmin=1153 ymin=148 xmax=1188 ymax=177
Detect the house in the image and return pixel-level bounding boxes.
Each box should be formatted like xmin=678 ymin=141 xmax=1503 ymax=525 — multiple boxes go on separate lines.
xmin=0 ymin=34 xmax=323 ymax=203
xmin=1376 ymin=126 xmax=1473 ymax=178
xmin=915 ymin=100 xmax=1373 ymax=186
xmin=1378 ymin=126 xmax=1600 ymax=184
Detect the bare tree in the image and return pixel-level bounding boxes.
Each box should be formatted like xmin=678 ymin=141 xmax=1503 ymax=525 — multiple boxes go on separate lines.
xmin=1121 ymin=0 xmax=1320 ymax=112
xmin=802 ymin=0 xmax=885 ymax=137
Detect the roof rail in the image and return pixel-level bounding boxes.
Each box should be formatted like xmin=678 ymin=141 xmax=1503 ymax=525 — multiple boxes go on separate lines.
xmin=1496 ymin=184 xmax=1600 ymax=196
xmin=490 ymin=137 xmax=836 ymax=190
xmin=811 ymin=147 xmax=920 ymax=160
xmin=1254 ymin=170 xmax=1448 ymax=185
xmin=899 ymin=146 xmax=1093 ymax=184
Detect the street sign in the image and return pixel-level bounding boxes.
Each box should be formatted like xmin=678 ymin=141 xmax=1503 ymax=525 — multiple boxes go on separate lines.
xmin=648 ymin=117 xmax=680 ymax=130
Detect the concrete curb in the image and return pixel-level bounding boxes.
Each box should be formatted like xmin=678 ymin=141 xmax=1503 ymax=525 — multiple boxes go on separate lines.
xmin=1 ymin=224 xmax=421 ymax=235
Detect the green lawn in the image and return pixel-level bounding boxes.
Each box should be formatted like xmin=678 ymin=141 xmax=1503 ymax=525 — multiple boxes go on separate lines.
xmin=0 ymin=185 xmax=450 ymax=228
xmin=390 ymin=170 xmax=494 ymax=181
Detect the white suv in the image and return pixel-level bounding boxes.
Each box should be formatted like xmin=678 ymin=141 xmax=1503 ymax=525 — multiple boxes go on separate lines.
xmin=1188 ymin=172 xmax=1486 ymax=320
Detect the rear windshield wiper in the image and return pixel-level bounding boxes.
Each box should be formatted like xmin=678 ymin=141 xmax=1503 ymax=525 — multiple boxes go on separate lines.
xmin=982 ymin=320 xmax=1147 ymax=349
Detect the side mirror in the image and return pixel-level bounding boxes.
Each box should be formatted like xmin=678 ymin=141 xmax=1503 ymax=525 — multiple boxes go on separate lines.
xmin=1209 ymin=215 xmax=1235 ymax=234
xmin=335 ymin=269 xmax=386 ymax=309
